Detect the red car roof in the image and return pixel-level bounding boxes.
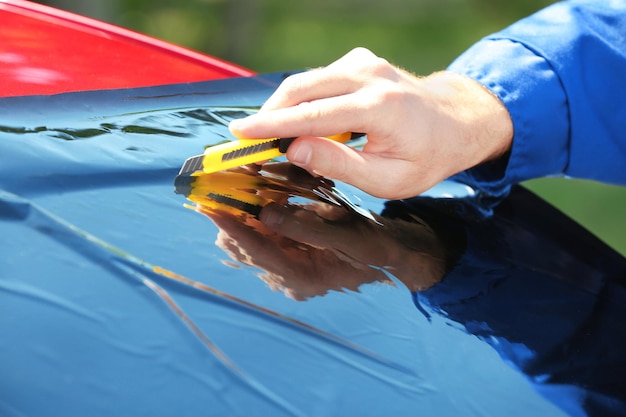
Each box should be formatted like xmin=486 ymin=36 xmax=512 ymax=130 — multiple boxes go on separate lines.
xmin=0 ymin=0 xmax=254 ymax=97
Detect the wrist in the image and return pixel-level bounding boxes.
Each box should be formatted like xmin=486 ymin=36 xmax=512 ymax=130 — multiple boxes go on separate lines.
xmin=424 ymin=71 xmax=514 ymax=173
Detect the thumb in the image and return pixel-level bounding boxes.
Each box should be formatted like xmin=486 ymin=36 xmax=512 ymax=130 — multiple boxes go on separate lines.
xmin=286 ymin=135 xmax=366 ymax=182
xmin=286 ymin=136 xmax=432 ymax=199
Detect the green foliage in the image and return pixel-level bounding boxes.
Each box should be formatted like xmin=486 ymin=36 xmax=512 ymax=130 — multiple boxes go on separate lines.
xmin=39 ymin=0 xmax=556 ymax=73
xmin=523 ymin=178 xmax=626 ymax=256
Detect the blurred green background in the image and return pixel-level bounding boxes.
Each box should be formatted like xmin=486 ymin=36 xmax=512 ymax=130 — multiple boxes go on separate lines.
xmin=36 ymin=0 xmax=626 ymax=255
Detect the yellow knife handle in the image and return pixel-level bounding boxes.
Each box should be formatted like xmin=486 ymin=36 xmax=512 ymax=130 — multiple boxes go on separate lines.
xmin=201 ymin=132 xmax=352 ymax=174
xmin=201 ymin=138 xmax=281 ymax=174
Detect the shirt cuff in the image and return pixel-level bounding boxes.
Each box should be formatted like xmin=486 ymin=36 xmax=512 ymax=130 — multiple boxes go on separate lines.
xmin=447 ymin=38 xmax=570 ymax=198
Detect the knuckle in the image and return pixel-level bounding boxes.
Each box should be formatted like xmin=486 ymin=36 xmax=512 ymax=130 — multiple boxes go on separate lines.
xmin=295 ymin=101 xmax=323 ymax=133
xmin=358 ymin=84 xmax=397 ymax=112
xmin=309 ymin=145 xmax=347 ymax=181
xmin=281 ymin=72 xmax=304 ymax=90
xmin=277 ymin=74 xmax=304 ymax=102
xmin=273 ymin=71 xmax=317 ymax=107
xmin=346 ymin=47 xmax=392 ymax=73
xmin=367 ymin=56 xmax=396 ymax=78
xmin=349 ymin=47 xmax=376 ymax=59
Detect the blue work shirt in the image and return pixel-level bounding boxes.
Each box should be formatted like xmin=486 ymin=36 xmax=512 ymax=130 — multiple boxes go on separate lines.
xmin=448 ymin=0 xmax=626 ymax=198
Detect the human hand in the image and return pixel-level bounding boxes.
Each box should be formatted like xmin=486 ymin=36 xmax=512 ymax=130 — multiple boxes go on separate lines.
xmin=180 ymin=164 xmax=390 ymax=300
xmin=208 ymin=198 xmax=447 ymax=300
xmin=208 ymin=204 xmax=391 ymax=301
xmin=229 ymin=47 xmax=513 ymax=199
xmin=258 ymin=201 xmax=448 ymax=293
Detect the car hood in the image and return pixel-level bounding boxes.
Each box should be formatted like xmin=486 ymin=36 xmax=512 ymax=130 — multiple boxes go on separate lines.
xmin=1 ymin=74 xmax=625 ymax=417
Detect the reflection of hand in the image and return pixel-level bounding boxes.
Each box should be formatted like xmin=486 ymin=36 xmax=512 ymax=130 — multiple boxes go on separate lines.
xmin=258 ymin=202 xmax=448 ymax=292
xmin=208 ymin=208 xmax=390 ymax=301
xmin=204 ymin=195 xmax=448 ymax=301
xmin=229 ymin=47 xmax=513 ymax=200
xmin=184 ymin=162 xmax=450 ymax=300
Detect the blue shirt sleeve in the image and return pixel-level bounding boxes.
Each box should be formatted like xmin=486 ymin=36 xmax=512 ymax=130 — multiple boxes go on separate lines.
xmin=447 ymin=0 xmax=626 ymax=197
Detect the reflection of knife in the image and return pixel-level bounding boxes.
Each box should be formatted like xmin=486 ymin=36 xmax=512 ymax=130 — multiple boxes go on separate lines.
xmin=178 ymin=132 xmax=354 ymax=175
xmin=174 ymin=172 xmax=266 ymax=217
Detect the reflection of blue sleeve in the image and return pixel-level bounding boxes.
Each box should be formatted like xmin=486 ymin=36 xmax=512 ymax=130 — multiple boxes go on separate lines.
xmin=411 ymin=187 xmax=626 ymax=417
xmin=448 ymin=0 xmax=626 ymax=197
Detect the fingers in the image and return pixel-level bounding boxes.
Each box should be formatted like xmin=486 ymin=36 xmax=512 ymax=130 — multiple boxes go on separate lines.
xmin=259 ymin=203 xmax=337 ymax=247
xmin=260 ymin=47 xmax=381 ymax=111
xmin=228 ymin=47 xmax=396 ymax=140
xmin=230 ymin=92 xmax=370 ymax=140
xmin=285 ymin=136 xmax=438 ymax=199
xmin=259 ymin=69 xmax=353 ymax=113
xmin=226 ymin=49 xmax=513 ymax=200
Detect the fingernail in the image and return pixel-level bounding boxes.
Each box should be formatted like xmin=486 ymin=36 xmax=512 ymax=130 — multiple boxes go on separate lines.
xmin=228 ymin=119 xmax=245 ymax=135
xmin=289 ymin=143 xmax=312 ymax=166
